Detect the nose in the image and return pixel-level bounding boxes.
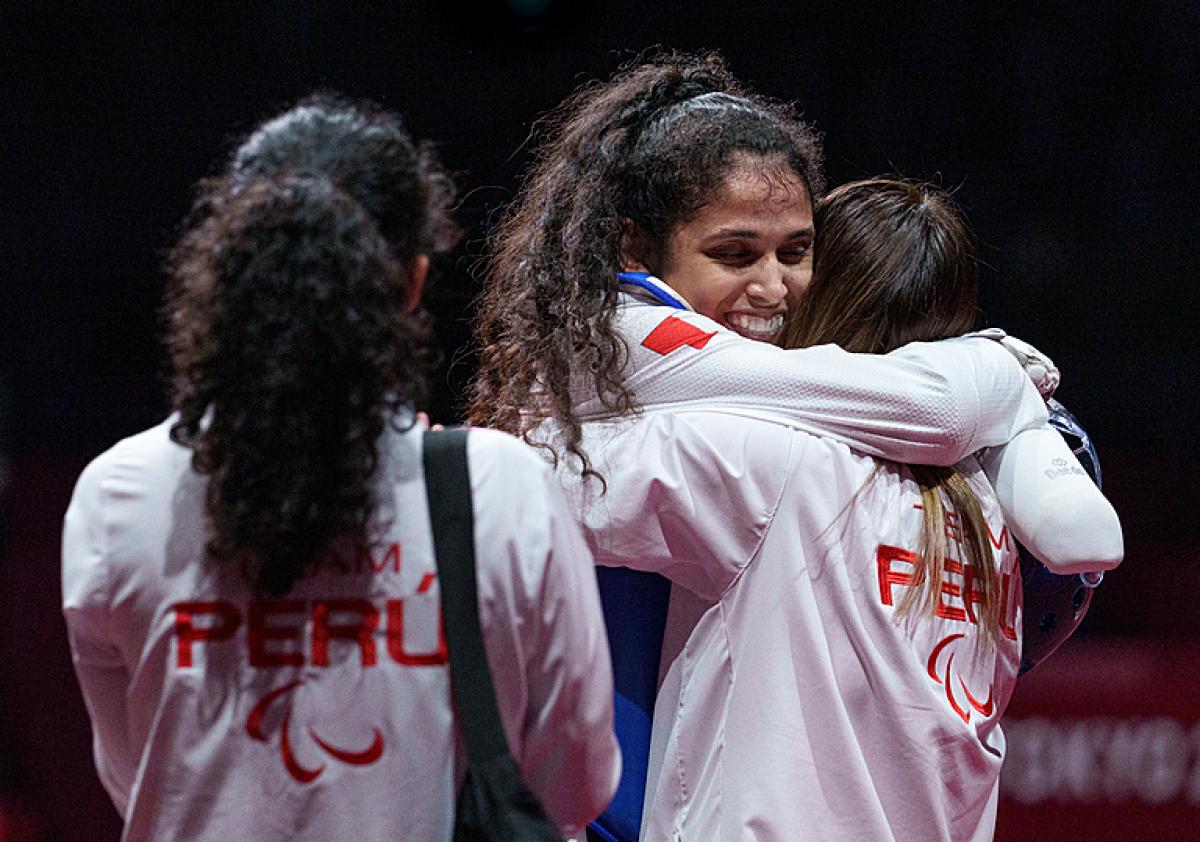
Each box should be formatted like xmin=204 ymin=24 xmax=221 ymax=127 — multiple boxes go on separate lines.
xmin=745 ymin=259 xmax=788 ymax=307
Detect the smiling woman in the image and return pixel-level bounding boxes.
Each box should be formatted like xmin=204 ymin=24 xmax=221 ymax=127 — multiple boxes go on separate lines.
xmin=471 ymin=51 xmax=1049 ymax=476
xmin=626 ymin=152 xmax=815 ymax=344
xmin=469 ymin=53 xmax=825 ymax=475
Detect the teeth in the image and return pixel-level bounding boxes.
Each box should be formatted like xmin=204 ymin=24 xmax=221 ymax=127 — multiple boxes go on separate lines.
xmin=726 ymin=313 xmax=784 ymax=338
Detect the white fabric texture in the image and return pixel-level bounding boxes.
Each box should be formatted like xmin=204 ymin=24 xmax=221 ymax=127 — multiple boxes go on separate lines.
xmin=996 ymin=333 xmax=1060 ymax=398
xmin=574 ymin=299 xmax=1051 ymax=465
xmin=62 ymin=418 xmax=620 ymax=841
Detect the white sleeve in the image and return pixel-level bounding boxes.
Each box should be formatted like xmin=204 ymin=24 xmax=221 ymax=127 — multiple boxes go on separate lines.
xmin=61 ymin=453 xmax=136 ymax=817
xmin=978 ymin=426 xmax=1124 ymax=574
xmin=606 ymin=307 xmax=1049 ymax=466
xmin=473 ymin=435 xmax=620 ymax=837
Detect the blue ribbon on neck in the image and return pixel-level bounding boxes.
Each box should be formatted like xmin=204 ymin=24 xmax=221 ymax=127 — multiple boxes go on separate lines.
xmin=617 ymin=271 xmax=688 ymax=310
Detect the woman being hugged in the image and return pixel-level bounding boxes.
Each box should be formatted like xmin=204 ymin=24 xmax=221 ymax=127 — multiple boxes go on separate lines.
xmin=62 ymin=99 xmax=618 ymax=841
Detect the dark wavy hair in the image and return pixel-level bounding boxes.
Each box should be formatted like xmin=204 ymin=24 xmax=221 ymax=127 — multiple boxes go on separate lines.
xmin=230 ymin=93 xmax=458 ymax=259
xmin=166 ymin=96 xmax=456 ymax=596
xmin=783 ymin=178 xmax=999 ymax=641
xmin=469 ymin=51 xmax=824 ymax=476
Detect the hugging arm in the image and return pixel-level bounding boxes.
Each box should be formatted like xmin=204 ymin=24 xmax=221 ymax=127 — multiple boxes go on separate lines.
xmin=607 ymin=307 xmax=1123 ymax=574
xmin=608 ymin=308 xmax=1049 ymax=466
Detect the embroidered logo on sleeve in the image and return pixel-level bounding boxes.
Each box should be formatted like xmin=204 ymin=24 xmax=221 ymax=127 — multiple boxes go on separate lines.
xmin=641 ymin=315 xmax=717 ymax=355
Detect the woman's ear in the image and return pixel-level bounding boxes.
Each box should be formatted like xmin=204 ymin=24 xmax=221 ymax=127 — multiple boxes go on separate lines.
xmin=402 ymin=254 xmax=430 ymax=313
xmin=619 ymin=219 xmax=651 ymax=273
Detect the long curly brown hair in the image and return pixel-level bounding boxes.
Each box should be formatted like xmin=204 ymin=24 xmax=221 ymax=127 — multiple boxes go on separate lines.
xmin=469 ymin=51 xmax=824 ymax=476
xmin=166 ymin=97 xmax=456 ymax=596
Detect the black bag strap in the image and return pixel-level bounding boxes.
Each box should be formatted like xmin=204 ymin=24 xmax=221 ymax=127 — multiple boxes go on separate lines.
xmin=423 ymin=428 xmax=511 ymax=763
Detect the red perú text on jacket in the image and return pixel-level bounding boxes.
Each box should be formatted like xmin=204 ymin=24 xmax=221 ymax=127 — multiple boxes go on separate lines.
xmin=168 ymin=542 xmax=448 ymax=670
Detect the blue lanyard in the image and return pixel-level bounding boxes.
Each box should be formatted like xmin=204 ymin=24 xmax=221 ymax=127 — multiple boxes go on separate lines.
xmin=616 ymin=271 xmax=688 ymax=311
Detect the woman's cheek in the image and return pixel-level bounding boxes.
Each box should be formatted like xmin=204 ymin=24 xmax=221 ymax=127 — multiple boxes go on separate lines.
xmin=784 ymin=262 xmax=813 ymax=306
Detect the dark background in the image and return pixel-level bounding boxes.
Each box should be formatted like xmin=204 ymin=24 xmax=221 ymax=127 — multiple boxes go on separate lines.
xmin=3 ymin=2 xmax=1198 ymax=838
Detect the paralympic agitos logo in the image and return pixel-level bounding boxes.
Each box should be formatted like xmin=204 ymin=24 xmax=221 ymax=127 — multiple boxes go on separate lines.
xmin=927 ymin=633 xmax=995 ymax=724
xmin=876 ymin=540 xmax=1015 ymax=725
xmin=245 ymin=678 xmax=384 ymax=783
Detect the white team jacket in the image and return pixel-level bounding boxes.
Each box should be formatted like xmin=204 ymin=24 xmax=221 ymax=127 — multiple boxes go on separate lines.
xmin=572 ymin=285 xmax=1051 ymax=465
xmin=62 ymin=418 xmax=620 ymax=841
xmin=567 ymin=412 xmax=1020 ymax=841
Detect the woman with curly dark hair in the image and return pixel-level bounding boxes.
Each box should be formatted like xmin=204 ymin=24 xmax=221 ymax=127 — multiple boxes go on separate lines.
xmin=62 ymin=99 xmax=619 ymax=841
xmin=170 ymin=95 xmax=459 ymax=597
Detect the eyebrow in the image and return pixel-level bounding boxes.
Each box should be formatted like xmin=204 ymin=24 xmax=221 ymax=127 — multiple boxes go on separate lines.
xmin=707 ymin=226 xmax=815 ymax=240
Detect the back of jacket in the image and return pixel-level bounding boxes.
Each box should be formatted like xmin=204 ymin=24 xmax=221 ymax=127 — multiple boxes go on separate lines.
xmin=557 ymin=411 xmax=1020 ymax=840
xmin=62 ymin=418 xmax=619 ymax=841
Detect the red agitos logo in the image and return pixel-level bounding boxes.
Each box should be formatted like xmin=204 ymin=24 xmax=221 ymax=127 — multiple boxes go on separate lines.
xmin=245 ymin=678 xmax=385 ymax=783
xmin=927 ymin=633 xmax=995 ymax=724
xmin=874 ymin=537 xmax=1017 ymax=725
